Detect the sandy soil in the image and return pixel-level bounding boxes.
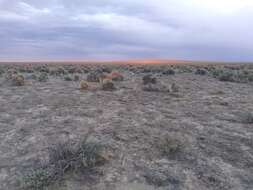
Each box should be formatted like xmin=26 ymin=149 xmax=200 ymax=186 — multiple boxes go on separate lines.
xmin=0 ymin=64 xmax=253 ymax=190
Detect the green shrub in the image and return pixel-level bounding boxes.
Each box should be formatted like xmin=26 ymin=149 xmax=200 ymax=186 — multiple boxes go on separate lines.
xmin=38 ymin=73 xmax=49 ymax=82
xmin=19 ymin=168 xmax=52 ymax=190
xmin=157 ymin=134 xmax=184 ymax=158
xmin=162 ymin=68 xmax=175 ymax=75
xmin=195 ymin=68 xmax=207 ymax=75
xmin=218 ymin=71 xmax=235 ymax=82
xmin=19 ymin=139 xmax=106 ymax=190
xmin=64 ymin=75 xmax=72 ymax=81
xmin=241 ymin=112 xmax=253 ymax=124
xmin=210 ymin=68 xmax=253 ymax=83
xmin=74 ymin=75 xmax=80 ymax=81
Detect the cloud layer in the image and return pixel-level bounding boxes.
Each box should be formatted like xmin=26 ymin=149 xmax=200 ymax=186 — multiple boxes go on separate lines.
xmin=0 ymin=0 xmax=252 ymax=61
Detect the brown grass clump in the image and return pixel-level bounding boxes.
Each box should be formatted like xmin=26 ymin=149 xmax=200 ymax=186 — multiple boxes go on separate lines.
xmin=80 ymin=80 xmax=89 ymax=90
xmin=12 ymin=74 xmax=25 ymax=86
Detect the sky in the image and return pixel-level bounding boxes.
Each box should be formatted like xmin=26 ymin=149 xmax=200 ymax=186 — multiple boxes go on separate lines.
xmin=0 ymin=0 xmax=252 ymax=61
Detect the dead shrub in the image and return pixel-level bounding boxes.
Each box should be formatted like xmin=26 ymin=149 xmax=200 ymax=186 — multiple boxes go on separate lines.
xmin=101 ymin=79 xmax=116 ymax=91
xmin=12 ymin=74 xmax=25 ymax=86
xmin=80 ymin=80 xmax=89 ymax=90
xmin=142 ymin=74 xmax=157 ymax=85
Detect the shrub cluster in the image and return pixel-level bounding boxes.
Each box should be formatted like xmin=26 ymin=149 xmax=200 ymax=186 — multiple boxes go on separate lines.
xmin=210 ymin=68 xmax=253 ymax=83
xmin=19 ymin=139 xmax=106 ymax=190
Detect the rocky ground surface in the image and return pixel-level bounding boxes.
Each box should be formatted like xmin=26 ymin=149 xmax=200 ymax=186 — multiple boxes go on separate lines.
xmin=0 ymin=64 xmax=253 ymax=190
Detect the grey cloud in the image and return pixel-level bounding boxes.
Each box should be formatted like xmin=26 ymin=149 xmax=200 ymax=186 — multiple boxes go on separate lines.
xmin=0 ymin=0 xmax=252 ymax=61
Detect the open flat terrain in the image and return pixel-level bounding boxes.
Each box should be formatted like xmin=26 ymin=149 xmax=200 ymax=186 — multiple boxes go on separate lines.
xmin=0 ymin=63 xmax=253 ymax=190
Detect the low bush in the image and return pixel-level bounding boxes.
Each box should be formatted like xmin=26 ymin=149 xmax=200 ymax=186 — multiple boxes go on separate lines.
xmin=101 ymin=79 xmax=116 ymax=91
xmin=162 ymin=68 xmax=175 ymax=75
xmin=80 ymin=80 xmax=89 ymax=90
xmin=64 ymin=75 xmax=73 ymax=81
xmin=74 ymin=75 xmax=80 ymax=81
xmin=157 ymin=134 xmax=185 ymax=158
xmin=87 ymin=72 xmax=100 ymax=82
xmin=19 ymin=139 xmax=106 ymax=190
xmin=240 ymin=112 xmax=253 ymax=124
xmin=38 ymin=73 xmax=49 ymax=82
xmin=195 ymin=68 xmax=207 ymax=75
xmin=11 ymin=74 xmax=25 ymax=86
xmin=142 ymin=75 xmax=157 ymax=85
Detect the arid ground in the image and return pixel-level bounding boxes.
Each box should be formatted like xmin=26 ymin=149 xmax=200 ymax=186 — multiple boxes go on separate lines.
xmin=0 ymin=63 xmax=253 ymax=190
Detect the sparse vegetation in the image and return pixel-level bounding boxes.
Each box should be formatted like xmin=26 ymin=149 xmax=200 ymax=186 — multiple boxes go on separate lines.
xmin=74 ymin=75 xmax=80 ymax=81
xmin=5 ymin=69 xmax=17 ymax=80
xmin=87 ymin=71 xmax=100 ymax=82
xmin=195 ymin=68 xmax=207 ymax=75
xmin=240 ymin=112 xmax=253 ymax=124
xmin=64 ymin=75 xmax=73 ymax=81
xmin=108 ymin=70 xmax=124 ymax=81
xmin=157 ymin=134 xmax=184 ymax=157
xmin=11 ymin=74 xmax=25 ymax=86
xmin=19 ymin=139 xmax=106 ymax=190
xmin=210 ymin=68 xmax=253 ymax=83
xmin=170 ymin=83 xmax=179 ymax=93
xmin=26 ymin=74 xmax=37 ymax=80
xmin=101 ymin=79 xmax=115 ymax=91
xmin=142 ymin=74 xmax=157 ymax=85
xmin=162 ymin=68 xmax=175 ymax=75
xmin=19 ymin=168 xmax=52 ymax=190
xmin=80 ymin=80 xmax=89 ymax=90
xmin=218 ymin=70 xmax=235 ymax=82
xmin=142 ymin=83 xmax=170 ymax=92
xmin=38 ymin=73 xmax=49 ymax=82
xmin=0 ymin=63 xmax=252 ymax=190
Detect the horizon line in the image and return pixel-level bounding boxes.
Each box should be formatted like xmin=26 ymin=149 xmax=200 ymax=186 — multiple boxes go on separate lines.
xmin=0 ymin=58 xmax=252 ymax=65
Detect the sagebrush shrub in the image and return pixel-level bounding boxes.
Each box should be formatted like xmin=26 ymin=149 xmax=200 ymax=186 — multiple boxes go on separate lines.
xmin=38 ymin=73 xmax=49 ymax=82
xmin=195 ymin=68 xmax=207 ymax=75
xmin=142 ymin=75 xmax=157 ymax=85
xmin=87 ymin=72 xmax=100 ymax=82
xmin=19 ymin=139 xmax=106 ymax=190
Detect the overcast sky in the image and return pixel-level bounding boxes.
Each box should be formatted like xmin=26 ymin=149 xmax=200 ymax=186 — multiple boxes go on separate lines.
xmin=0 ymin=0 xmax=252 ymax=61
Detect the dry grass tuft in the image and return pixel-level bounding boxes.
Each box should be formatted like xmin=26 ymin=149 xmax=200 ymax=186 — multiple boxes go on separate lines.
xmin=19 ymin=138 xmax=107 ymax=190
xmin=80 ymin=80 xmax=89 ymax=90
xmin=12 ymin=74 xmax=25 ymax=86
